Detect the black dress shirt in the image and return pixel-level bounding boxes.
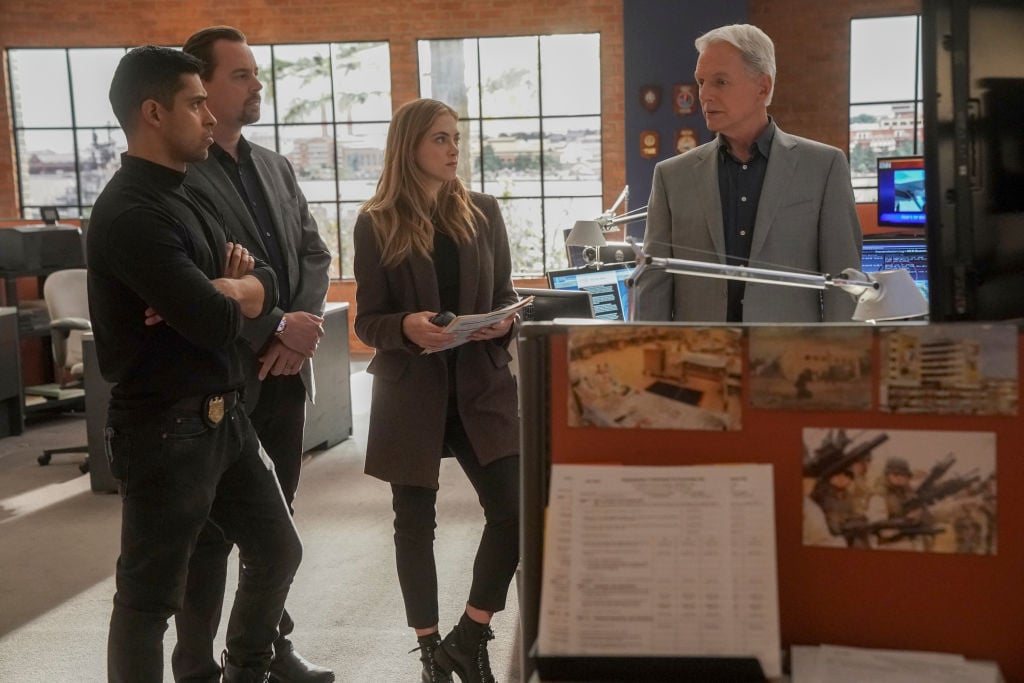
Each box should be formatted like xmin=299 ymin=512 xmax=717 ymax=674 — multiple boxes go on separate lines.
xmin=210 ymin=137 xmax=291 ymax=309
xmin=86 ymin=154 xmax=278 ymax=409
xmin=433 ymin=224 xmax=461 ymax=316
xmin=717 ymin=118 xmax=775 ymax=322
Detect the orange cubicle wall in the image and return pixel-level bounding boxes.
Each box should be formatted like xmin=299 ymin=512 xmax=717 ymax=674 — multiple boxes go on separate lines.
xmin=518 ymin=322 xmax=1024 ymax=682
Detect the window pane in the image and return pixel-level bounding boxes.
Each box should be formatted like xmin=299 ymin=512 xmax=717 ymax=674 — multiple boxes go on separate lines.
xmin=336 ymin=122 xmax=387 ymax=202
xmin=10 ymin=50 xmax=72 ymax=127
xmin=498 ymin=197 xmax=544 ymax=275
xmin=540 ymin=34 xmax=600 ymax=116
xmin=850 ymin=16 xmax=919 ymax=103
xmin=279 ymin=125 xmax=337 ymax=202
xmin=479 ymin=37 xmax=539 ymax=118
xmin=849 ymin=102 xmax=922 ymax=201
xmin=18 ymin=129 xmax=77 ymax=207
xmin=69 ymin=48 xmax=125 ymax=127
xmin=481 ymin=118 xmax=542 ymax=196
xmin=273 ymin=44 xmax=333 ymax=125
xmin=77 ymin=128 xmax=126 ymax=205
xmin=461 ymin=118 xmax=484 ymax=192
xmin=419 ymin=39 xmax=480 ymax=118
xmin=332 ymin=42 xmax=392 ymax=121
xmin=543 ymin=196 xmax=604 ymax=271
xmin=309 ymin=203 xmax=340 ymax=280
xmin=542 ymin=116 xmax=602 ymax=196
xmin=245 ymin=124 xmax=278 ymax=152
xmin=339 ymin=203 xmax=362 ymax=279
xmin=250 ymin=45 xmax=276 ymax=126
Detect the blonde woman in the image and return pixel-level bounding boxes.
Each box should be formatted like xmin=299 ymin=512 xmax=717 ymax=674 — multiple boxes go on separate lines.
xmin=353 ymin=98 xmax=520 ymax=683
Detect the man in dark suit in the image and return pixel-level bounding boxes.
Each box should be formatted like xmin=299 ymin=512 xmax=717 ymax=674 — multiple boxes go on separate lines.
xmin=634 ymin=23 xmax=862 ymax=324
xmin=173 ymin=26 xmax=334 ymax=683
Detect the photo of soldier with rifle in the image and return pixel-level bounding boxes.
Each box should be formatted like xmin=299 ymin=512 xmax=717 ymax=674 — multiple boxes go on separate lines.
xmin=802 ymin=428 xmax=996 ymax=554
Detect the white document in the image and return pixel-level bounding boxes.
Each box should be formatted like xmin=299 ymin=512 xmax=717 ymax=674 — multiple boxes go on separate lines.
xmin=791 ymin=644 xmax=1003 ymax=683
xmin=537 ymin=463 xmax=781 ymax=678
xmin=423 ymin=297 xmax=533 ymax=353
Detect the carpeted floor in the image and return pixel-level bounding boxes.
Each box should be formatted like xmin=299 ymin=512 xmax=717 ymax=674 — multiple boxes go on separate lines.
xmin=0 ymin=367 xmax=522 ymax=682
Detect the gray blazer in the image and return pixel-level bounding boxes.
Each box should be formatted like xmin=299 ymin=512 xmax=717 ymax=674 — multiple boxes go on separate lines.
xmin=186 ymin=140 xmax=331 ymax=403
xmin=633 ymin=126 xmax=862 ymax=323
xmin=353 ymin=192 xmax=520 ymax=488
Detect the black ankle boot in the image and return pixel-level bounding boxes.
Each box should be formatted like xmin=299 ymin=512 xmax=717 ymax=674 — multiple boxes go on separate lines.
xmin=433 ymin=614 xmax=496 ymax=683
xmin=221 ymin=651 xmax=270 ymax=683
xmin=410 ymin=633 xmax=453 ymax=683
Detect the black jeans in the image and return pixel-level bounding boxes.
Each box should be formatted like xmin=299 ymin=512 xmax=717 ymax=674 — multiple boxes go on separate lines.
xmin=172 ymin=374 xmax=308 ymax=682
xmin=105 ymin=398 xmax=302 ymax=683
xmin=391 ymin=412 xmax=520 ymax=629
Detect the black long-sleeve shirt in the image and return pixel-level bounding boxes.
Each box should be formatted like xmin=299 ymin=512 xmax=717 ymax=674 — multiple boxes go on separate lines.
xmin=87 ymin=154 xmax=278 ymax=409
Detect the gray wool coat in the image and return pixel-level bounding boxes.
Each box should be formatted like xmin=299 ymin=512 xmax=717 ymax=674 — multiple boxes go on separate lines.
xmin=353 ymin=192 xmax=520 ymax=488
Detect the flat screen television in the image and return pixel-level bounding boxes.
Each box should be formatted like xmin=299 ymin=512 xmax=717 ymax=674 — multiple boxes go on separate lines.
xmin=860 ymin=237 xmax=930 ymax=303
xmin=924 ymin=0 xmax=1024 ymax=322
xmin=516 ymin=288 xmax=594 ymax=321
xmin=876 ymin=156 xmax=927 ymax=228
xmin=546 ymin=263 xmax=634 ymax=321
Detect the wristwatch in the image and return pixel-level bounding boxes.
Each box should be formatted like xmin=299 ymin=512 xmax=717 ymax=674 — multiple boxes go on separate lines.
xmin=274 ymin=316 xmax=287 ymax=337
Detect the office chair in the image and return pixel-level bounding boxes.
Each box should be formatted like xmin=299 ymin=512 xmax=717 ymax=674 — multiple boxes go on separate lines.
xmin=36 ymin=268 xmax=90 ymax=474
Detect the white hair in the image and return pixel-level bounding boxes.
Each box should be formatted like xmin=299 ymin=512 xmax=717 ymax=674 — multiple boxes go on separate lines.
xmin=695 ymin=24 xmax=776 ymax=105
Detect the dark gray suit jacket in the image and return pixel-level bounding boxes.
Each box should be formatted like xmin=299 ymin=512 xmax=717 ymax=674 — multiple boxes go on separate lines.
xmin=353 ymin=192 xmax=519 ymax=488
xmin=634 ymin=126 xmax=862 ymax=323
xmin=186 ymin=140 xmax=331 ymax=403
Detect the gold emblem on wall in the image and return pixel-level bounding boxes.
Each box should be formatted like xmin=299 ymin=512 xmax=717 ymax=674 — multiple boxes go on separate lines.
xmin=640 ymin=130 xmax=660 ymax=159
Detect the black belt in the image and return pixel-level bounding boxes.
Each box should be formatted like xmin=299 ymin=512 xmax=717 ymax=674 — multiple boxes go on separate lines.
xmin=171 ymin=390 xmax=241 ymax=427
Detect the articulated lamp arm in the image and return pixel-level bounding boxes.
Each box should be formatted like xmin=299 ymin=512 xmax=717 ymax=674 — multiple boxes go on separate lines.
xmin=622 ymin=237 xmax=926 ymax=323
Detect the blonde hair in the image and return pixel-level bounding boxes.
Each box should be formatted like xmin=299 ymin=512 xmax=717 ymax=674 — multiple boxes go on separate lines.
xmin=362 ymin=98 xmax=482 ymax=267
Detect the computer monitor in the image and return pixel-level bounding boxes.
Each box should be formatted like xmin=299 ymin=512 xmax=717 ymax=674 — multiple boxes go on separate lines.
xmin=546 ymin=262 xmax=634 ymax=321
xmin=860 ymin=237 xmax=929 ymax=302
xmin=877 ymin=156 xmax=926 ymax=228
xmin=516 ymin=288 xmax=594 ymax=321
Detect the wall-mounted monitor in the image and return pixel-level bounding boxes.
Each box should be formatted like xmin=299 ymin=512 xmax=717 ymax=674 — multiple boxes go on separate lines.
xmin=546 ymin=263 xmax=634 ymax=321
xmin=516 ymin=288 xmax=594 ymax=321
xmin=877 ymin=156 xmax=926 ymax=228
xmin=860 ymin=237 xmax=930 ymax=303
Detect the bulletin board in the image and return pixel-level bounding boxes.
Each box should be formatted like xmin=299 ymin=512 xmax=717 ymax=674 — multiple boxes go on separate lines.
xmin=517 ymin=321 xmax=1024 ymax=682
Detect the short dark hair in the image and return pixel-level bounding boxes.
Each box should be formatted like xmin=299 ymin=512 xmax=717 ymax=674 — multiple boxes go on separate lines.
xmin=109 ymin=45 xmax=203 ymax=134
xmin=182 ymin=26 xmax=248 ymax=81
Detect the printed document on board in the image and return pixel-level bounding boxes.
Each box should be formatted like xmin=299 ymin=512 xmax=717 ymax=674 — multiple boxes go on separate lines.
xmin=537 ymin=463 xmax=781 ymax=678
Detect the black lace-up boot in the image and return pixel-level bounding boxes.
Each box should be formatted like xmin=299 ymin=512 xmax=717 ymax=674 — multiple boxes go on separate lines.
xmin=410 ymin=633 xmax=454 ymax=683
xmin=433 ymin=613 xmax=496 ymax=683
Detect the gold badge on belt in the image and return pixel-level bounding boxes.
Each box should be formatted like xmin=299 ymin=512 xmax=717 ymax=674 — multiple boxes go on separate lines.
xmin=206 ymin=395 xmax=225 ymax=425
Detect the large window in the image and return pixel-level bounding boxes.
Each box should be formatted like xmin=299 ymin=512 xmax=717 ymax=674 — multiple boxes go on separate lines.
xmin=419 ymin=34 xmax=603 ymax=275
xmin=849 ymin=16 xmax=924 ymax=203
xmin=7 ymin=42 xmax=391 ymax=279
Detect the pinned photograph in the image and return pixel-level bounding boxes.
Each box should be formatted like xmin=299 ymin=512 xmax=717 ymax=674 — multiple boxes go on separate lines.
xmin=879 ymin=323 xmax=1018 ymax=415
xmin=802 ymin=427 xmax=996 ymax=555
xmin=749 ymin=326 xmax=873 ymax=411
xmin=567 ymin=326 xmax=743 ymax=430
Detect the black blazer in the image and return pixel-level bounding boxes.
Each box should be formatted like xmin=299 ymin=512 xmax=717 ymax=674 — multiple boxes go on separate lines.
xmin=186 ymin=140 xmax=331 ymax=402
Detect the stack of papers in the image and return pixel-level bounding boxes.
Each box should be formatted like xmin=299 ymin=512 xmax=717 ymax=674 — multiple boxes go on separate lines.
xmin=791 ymin=644 xmax=1003 ymax=683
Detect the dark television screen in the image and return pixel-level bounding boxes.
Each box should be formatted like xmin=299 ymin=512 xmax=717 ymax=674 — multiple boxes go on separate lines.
xmin=924 ymin=0 xmax=1024 ymax=322
xmin=877 ymin=156 xmax=926 ymax=228
xmin=516 ymin=288 xmax=594 ymax=321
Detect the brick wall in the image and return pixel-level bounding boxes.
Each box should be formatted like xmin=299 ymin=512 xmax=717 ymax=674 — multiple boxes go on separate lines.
xmin=0 ymin=0 xmax=625 ymax=219
xmin=750 ymin=0 xmax=922 ymax=152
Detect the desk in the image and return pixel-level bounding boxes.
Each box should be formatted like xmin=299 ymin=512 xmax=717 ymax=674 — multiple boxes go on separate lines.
xmin=302 ymin=302 xmax=353 ymax=452
xmin=84 ymin=302 xmax=354 ymax=493
xmin=0 ymin=307 xmax=23 ymax=436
